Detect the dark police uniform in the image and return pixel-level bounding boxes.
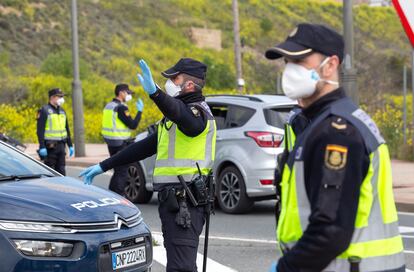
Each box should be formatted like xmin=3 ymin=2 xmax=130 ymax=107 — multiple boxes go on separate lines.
xmin=266 ymin=24 xmax=404 ymax=271
xmin=99 ymin=59 xmax=214 ymax=272
xmin=36 ymin=88 xmax=72 ymax=175
xmin=102 ymin=84 xmax=142 ymax=195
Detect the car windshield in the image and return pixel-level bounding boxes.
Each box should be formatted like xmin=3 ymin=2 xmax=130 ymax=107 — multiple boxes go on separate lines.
xmin=0 ymin=142 xmax=55 ymax=178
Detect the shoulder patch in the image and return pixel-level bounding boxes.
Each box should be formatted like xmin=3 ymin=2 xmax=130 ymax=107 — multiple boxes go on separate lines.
xmin=352 ymin=109 xmax=384 ymax=143
xmin=191 ymin=106 xmax=200 ymax=117
xmin=331 ymin=117 xmax=347 ymax=130
xmin=48 ymin=109 xmax=53 ymax=114
xmin=124 ymin=110 xmax=130 ymax=117
xmin=325 ymin=144 xmax=348 ymax=170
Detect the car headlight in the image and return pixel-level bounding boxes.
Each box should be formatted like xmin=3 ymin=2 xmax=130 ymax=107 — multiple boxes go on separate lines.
xmin=13 ymin=240 xmax=74 ymax=257
xmin=0 ymin=222 xmax=72 ymax=233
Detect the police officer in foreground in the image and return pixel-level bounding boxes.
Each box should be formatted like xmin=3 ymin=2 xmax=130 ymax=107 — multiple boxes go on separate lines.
xmin=266 ymin=23 xmax=405 ymax=272
xmin=80 ymin=58 xmax=216 ymax=272
xmin=37 ymin=88 xmax=74 ymax=175
xmin=102 ymin=83 xmax=144 ymax=195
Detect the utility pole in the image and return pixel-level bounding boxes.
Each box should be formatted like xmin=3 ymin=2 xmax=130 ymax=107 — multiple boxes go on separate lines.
xmin=342 ymin=0 xmax=358 ymax=104
xmin=403 ymin=65 xmax=407 ymax=144
xmin=232 ymin=0 xmax=244 ymax=93
xmin=71 ymin=0 xmax=85 ymax=157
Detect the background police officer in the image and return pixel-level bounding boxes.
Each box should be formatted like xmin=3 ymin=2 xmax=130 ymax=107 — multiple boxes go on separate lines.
xmin=37 ymin=88 xmax=73 ymax=175
xmin=102 ymin=83 xmax=144 ymax=195
xmin=266 ymin=24 xmax=405 ymax=272
xmin=80 ymin=58 xmax=216 ymax=272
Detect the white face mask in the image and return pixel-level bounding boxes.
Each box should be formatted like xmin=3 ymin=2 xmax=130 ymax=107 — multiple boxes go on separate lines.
xmin=281 ymin=57 xmax=338 ymax=100
xmin=125 ymin=94 xmax=132 ymax=102
xmin=57 ymin=97 xmax=65 ymax=106
xmin=165 ymin=79 xmax=182 ymax=97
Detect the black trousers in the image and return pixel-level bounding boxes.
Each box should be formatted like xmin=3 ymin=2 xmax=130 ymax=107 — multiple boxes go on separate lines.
xmin=44 ymin=141 xmax=66 ymax=175
xmin=107 ymin=144 xmax=129 ymax=195
xmin=158 ymin=197 xmax=206 ymax=272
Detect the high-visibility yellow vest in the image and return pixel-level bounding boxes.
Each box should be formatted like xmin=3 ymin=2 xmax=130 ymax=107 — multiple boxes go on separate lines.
xmin=153 ymin=101 xmax=217 ymax=186
xmin=44 ymin=105 xmax=68 ymax=141
xmin=284 ymin=107 xmax=302 ymax=152
xmin=277 ymin=97 xmax=405 ymax=272
xmin=101 ymin=101 xmax=131 ymax=141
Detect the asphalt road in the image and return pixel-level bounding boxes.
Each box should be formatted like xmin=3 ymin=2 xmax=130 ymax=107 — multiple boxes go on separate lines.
xmin=68 ymin=167 xmax=414 ymax=272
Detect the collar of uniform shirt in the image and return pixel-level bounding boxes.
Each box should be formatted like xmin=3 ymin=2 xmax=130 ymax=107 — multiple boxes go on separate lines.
xmin=302 ymin=88 xmax=345 ymax=120
xmin=175 ymin=90 xmax=205 ymax=104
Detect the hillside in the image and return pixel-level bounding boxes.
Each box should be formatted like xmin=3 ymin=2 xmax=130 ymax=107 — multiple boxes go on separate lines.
xmin=0 ymin=0 xmax=412 ymax=158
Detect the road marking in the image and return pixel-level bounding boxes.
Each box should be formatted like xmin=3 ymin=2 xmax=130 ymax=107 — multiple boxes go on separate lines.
xmin=399 ymin=226 xmax=414 ymax=233
xmin=398 ymin=211 xmax=414 ymax=216
xmin=152 ymin=231 xmax=278 ymax=245
xmin=152 ymin=233 xmax=237 ymax=272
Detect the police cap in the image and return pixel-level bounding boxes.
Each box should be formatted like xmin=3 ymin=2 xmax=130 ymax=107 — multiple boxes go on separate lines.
xmin=265 ymin=23 xmax=344 ymax=63
xmin=48 ymin=88 xmax=64 ymax=98
xmin=115 ymin=83 xmax=134 ymax=96
xmin=162 ymin=58 xmax=207 ymax=80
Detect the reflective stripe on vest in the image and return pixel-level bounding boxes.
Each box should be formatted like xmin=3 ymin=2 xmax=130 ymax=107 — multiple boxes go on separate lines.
xmin=44 ymin=106 xmax=67 ymax=141
xmin=277 ymin=97 xmax=405 ymax=272
xmin=283 ymin=108 xmax=301 ymax=152
xmin=101 ymin=101 xmax=131 ymax=140
xmin=153 ymin=102 xmax=217 ymax=185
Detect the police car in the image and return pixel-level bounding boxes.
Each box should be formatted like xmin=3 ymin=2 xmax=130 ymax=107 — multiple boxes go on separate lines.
xmin=0 ymin=141 xmax=152 ymax=271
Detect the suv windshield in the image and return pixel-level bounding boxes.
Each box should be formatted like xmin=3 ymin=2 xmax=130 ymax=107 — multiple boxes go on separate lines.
xmin=263 ymin=107 xmax=293 ymax=128
xmin=0 ymin=142 xmax=55 ymax=178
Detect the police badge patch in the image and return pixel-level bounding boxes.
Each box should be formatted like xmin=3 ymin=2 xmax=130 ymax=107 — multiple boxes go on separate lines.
xmin=324 ymin=144 xmax=348 ymax=170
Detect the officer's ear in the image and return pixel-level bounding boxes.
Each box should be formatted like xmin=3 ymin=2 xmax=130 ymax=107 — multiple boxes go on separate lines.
xmin=183 ymin=81 xmax=195 ymax=92
xmin=321 ymin=55 xmax=340 ymax=79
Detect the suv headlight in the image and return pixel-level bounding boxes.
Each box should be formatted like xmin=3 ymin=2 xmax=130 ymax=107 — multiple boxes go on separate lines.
xmin=0 ymin=222 xmax=72 ymax=233
xmin=13 ymin=240 xmax=74 ymax=257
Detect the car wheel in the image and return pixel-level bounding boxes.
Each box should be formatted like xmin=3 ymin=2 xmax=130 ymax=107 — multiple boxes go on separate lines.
xmin=125 ymin=163 xmax=153 ymax=204
xmin=217 ymin=166 xmax=253 ymax=214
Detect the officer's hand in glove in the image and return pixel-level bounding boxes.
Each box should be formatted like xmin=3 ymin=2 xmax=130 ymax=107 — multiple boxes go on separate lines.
xmin=137 ymin=59 xmax=157 ymax=95
xmin=69 ymin=146 xmax=74 ymax=157
xmin=136 ymin=98 xmax=144 ymax=112
xmin=39 ymin=148 xmax=47 ymax=157
xmin=268 ymin=262 xmax=278 ymax=272
xmin=79 ymin=164 xmax=103 ymax=185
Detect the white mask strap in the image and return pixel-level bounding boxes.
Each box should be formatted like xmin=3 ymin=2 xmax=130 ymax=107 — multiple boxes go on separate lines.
xmin=318 ymin=57 xmax=339 ymax=86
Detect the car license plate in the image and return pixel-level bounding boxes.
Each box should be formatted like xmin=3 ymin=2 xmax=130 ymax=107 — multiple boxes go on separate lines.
xmin=112 ymin=246 xmax=146 ymax=270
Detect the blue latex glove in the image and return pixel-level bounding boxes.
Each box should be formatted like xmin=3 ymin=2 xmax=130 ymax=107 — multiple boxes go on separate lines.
xmin=137 ymin=59 xmax=157 ymax=95
xmin=268 ymin=262 xmax=277 ymax=272
xmin=39 ymin=148 xmax=47 ymax=157
xmin=79 ymin=164 xmax=103 ymax=185
xmin=69 ymin=146 xmax=74 ymax=157
xmin=136 ymin=98 xmax=144 ymax=112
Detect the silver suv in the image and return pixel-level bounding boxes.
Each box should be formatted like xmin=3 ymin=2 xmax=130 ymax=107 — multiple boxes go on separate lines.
xmin=125 ymin=95 xmax=295 ymax=213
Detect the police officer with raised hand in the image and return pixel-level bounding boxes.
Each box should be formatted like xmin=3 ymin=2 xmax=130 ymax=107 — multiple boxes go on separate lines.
xmin=80 ymin=58 xmax=216 ymax=272
xmin=102 ymin=83 xmax=144 ymax=195
xmin=37 ymin=88 xmax=74 ymax=175
xmin=266 ymin=23 xmax=405 ymax=272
